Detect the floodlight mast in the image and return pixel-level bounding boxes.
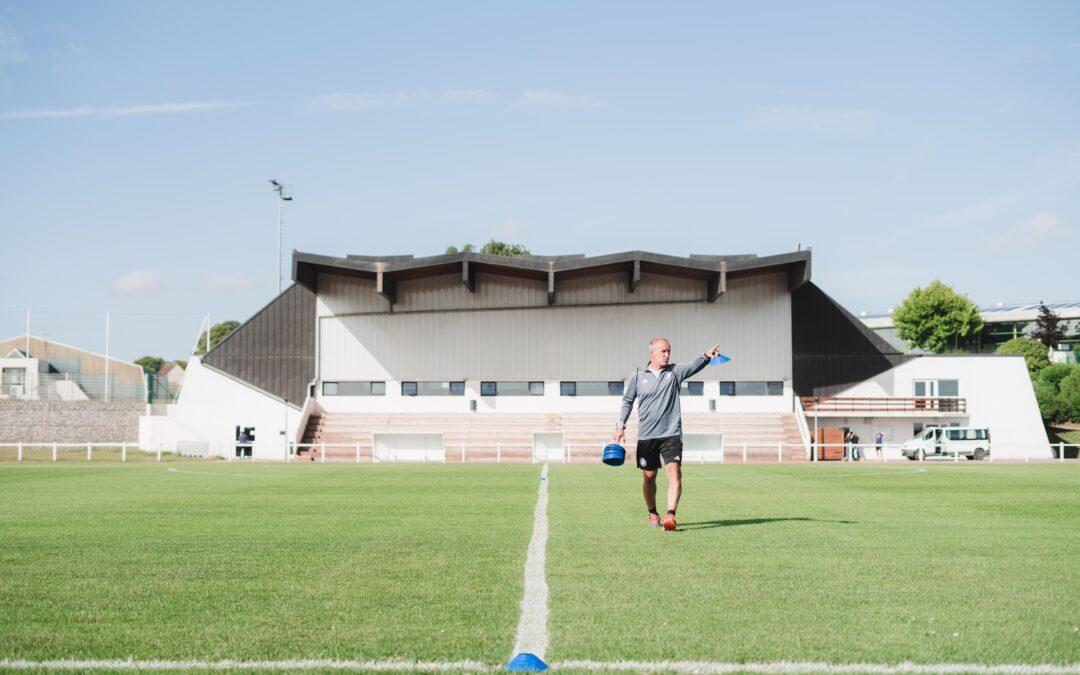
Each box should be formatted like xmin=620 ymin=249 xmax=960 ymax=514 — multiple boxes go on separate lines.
xmin=269 ymin=180 xmax=293 ymax=294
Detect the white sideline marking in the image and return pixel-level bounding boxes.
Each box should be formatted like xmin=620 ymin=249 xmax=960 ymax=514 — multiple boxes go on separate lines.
xmin=825 ymin=468 xmax=928 ymax=478
xmin=166 ymin=468 xmax=261 ymax=478
xmin=510 ymin=462 xmax=550 ymax=660
xmin=554 ymin=662 xmax=1080 ymax=673
xmin=0 ymin=659 xmax=492 ymax=671
xmin=2 ymin=660 xmax=1076 ymax=673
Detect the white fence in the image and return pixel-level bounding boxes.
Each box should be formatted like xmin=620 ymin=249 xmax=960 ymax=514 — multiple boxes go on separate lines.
xmin=2 ymin=441 xmax=1078 ymax=464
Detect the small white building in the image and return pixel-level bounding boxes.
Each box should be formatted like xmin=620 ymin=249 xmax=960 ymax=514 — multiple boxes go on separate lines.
xmin=801 ymin=355 xmax=1049 ymax=460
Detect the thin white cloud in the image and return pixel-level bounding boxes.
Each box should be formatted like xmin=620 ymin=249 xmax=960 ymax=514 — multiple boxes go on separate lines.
xmin=0 ymin=23 xmax=27 ymax=65
xmin=111 ymin=271 xmax=163 ymax=296
xmin=204 ymin=272 xmax=257 ymax=291
xmin=746 ymin=104 xmax=881 ymax=136
xmin=308 ymin=90 xmax=498 ymax=113
xmin=308 ymin=89 xmax=604 ymax=113
xmin=511 ymin=89 xmax=604 ymax=110
xmin=986 ymin=212 xmax=1063 ymax=250
xmin=0 ymin=100 xmax=256 ymax=121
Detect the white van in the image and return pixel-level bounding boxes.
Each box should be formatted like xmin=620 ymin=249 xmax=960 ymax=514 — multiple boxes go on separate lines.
xmin=901 ymin=427 xmax=991 ymax=461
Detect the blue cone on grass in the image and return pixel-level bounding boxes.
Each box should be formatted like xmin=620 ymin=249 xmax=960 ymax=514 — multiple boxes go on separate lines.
xmin=506 ymin=653 xmax=549 ymax=671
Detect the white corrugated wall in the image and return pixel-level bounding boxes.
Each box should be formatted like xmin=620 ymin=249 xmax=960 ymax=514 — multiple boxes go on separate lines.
xmin=317 ymin=271 xmax=791 ymax=381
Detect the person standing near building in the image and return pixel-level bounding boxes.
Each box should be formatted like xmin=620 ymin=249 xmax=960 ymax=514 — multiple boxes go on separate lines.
xmin=614 ymin=338 xmax=721 ymax=531
xmin=874 ymin=431 xmax=884 ymax=460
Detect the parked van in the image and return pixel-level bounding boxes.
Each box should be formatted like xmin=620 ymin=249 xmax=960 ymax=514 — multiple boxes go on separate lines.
xmin=901 ymin=427 xmax=991 ymax=461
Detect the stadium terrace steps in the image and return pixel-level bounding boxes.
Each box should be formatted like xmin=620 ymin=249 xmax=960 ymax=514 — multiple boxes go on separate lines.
xmin=298 ymin=412 xmax=806 ymax=462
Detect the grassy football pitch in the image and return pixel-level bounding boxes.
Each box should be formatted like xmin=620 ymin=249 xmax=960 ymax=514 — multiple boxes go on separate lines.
xmin=1 ymin=461 xmax=1078 ymax=670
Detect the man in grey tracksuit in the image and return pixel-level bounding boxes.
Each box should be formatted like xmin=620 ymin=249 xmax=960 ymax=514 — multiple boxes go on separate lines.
xmin=614 ymin=338 xmax=720 ymax=531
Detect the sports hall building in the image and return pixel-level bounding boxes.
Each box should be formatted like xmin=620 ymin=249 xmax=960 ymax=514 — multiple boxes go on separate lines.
xmin=140 ymin=249 xmax=1047 ymax=461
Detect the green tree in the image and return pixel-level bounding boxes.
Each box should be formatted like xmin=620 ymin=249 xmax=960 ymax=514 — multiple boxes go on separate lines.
xmin=892 ymin=281 xmax=983 ymax=353
xmin=1030 ymin=304 xmax=1067 ymax=348
xmin=194 ymin=320 xmax=240 ymax=355
xmin=996 ymin=338 xmax=1051 ymax=376
xmin=445 ymin=240 xmax=529 ymax=257
xmin=1059 ymin=367 xmax=1080 ymax=423
xmin=173 ymin=359 xmax=187 ymax=370
xmin=135 ymin=356 xmax=165 ymax=373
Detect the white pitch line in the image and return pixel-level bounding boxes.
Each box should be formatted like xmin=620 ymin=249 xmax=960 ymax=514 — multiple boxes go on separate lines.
xmin=2 ymin=660 xmax=1077 ymax=673
xmin=552 ymin=661 xmax=1080 ymax=673
xmin=510 ymin=462 xmax=550 ymax=661
xmin=0 ymin=658 xmax=492 ymax=671
xmin=823 ymin=468 xmax=928 ymax=478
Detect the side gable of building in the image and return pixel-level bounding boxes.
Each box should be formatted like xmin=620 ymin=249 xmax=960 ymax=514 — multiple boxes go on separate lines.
xmin=203 ymin=281 xmax=316 ymax=405
xmin=791 ymin=282 xmax=911 ymax=396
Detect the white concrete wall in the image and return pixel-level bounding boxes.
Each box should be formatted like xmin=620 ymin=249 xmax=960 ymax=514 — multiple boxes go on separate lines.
xmin=139 ymin=356 xmax=302 ymax=461
xmin=830 ymin=356 xmax=1049 ymax=459
xmin=315 ymin=380 xmax=794 ymax=414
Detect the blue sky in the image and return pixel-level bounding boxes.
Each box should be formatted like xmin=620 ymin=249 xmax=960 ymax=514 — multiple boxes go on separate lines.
xmin=1 ymin=1 xmax=1078 ymax=361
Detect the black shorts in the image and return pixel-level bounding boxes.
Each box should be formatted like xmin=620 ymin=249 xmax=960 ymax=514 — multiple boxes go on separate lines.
xmin=636 ymin=436 xmax=683 ymax=471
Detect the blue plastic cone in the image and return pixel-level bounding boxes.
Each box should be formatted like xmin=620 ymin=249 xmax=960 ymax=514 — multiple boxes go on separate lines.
xmin=710 ymin=354 xmax=731 ymax=365
xmin=506 ymin=653 xmax=549 ymax=671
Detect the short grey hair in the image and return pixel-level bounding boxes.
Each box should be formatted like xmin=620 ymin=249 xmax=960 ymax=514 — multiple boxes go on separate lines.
xmin=648 ymin=338 xmax=670 ymax=351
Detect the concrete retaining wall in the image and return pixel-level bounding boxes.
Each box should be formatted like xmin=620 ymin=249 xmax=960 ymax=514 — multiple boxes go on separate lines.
xmin=0 ymin=401 xmax=144 ymax=443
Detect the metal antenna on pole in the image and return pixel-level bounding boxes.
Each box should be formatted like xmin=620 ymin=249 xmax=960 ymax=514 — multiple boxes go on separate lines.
xmin=269 ymin=180 xmax=293 ymax=295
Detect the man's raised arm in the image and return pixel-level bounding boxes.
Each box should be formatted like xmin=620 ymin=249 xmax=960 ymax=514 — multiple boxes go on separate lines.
xmin=674 ymin=344 xmax=720 ymax=383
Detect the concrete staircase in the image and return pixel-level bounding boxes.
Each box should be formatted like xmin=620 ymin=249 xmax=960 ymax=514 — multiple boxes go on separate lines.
xmin=298 ymin=411 xmax=806 ymax=463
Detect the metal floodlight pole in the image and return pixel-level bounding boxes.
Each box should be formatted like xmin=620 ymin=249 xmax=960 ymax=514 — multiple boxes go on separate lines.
xmin=269 ymin=179 xmax=293 ymax=295
xmin=104 ymin=311 xmax=111 ymax=403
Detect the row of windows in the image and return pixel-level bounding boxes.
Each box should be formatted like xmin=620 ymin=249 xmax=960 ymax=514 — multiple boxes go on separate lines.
xmin=322 ymin=380 xmax=785 ymax=397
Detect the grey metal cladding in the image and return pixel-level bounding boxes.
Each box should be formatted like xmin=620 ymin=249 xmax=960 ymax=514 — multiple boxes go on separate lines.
xmin=203 ymin=282 xmax=315 ymax=405
xmin=791 ymin=282 xmax=911 ymax=397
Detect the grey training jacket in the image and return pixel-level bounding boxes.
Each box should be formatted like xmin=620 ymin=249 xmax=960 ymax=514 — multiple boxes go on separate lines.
xmin=617 ymin=354 xmax=710 ymax=440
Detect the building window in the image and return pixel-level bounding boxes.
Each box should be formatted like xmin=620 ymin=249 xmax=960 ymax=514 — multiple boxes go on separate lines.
xmin=481 ymin=381 xmax=545 ymax=396
xmin=322 ymin=381 xmax=385 ymax=396
xmin=938 ymin=380 xmax=959 ymax=397
xmin=718 ymin=381 xmax=784 ymax=396
xmin=915 ymin=379 xmax=960 ymax=397
xmin=735 ymin=381 xmax=767 ymax=396
xmin=681 ymin=381 xmax=704 ymax=396
xmin=403 ymin=381 xmax=465 ymax=396
xmin=562 ymin=381 xmax=622 ymax=396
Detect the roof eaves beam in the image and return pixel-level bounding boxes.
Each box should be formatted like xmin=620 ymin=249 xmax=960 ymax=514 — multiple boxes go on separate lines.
xmin=628 ymin=259 xmax=641 ymax=292
xmin=376 ymin=264 xmax=396 ymax=304
xmin=706 ymin=261 xmax=726 ymax=303
xmin=462 ymin=260 xmax=476 ymax=293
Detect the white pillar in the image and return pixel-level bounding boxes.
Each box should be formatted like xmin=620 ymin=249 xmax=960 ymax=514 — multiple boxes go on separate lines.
xmin=121 ymin=443 xmax=127 ymax=462
xmin=104 ymin=312 xmax=111 ymax=403
xmin=17 ymin=444 xmax=22 ymax=462
xmin=356 ymin=442 xmax=361 ymax=463
xmin=87 ymin=442 xmax=92 ymax=461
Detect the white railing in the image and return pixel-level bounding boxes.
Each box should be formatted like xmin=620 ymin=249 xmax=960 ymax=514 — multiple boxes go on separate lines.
xmin=0 ymin=442 xmax=162 ymax=462
xmin=3 ymin=441 xmax=1077 ymax=464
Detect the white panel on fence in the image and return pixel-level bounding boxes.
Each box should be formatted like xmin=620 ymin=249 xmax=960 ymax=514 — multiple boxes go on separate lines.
xmin=177 ymin=441 xmax=209 ymax=458
xmin=683 ymin=433 xmax=724 ymax=463
xmin=533 ymin=432 xmax=565 ymax=462
xmin=373 ymin=433 xmax=445 ymax=463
